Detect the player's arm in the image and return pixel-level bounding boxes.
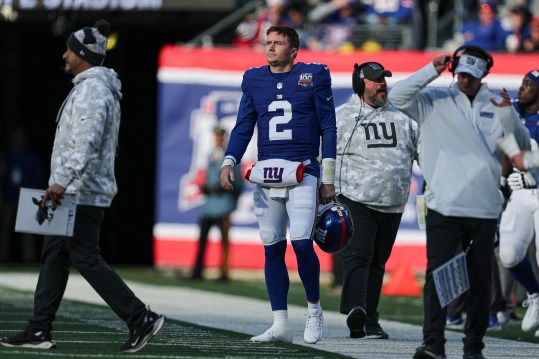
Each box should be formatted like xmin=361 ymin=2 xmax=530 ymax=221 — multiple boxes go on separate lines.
xmin=221 ymin=84 xmax=257 ymax=191
xmin=314 ymin=65 xmax=337 ymax=204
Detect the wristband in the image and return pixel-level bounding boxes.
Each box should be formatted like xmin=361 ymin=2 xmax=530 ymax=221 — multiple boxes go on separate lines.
xmin=321 ymin=158 xmax=335 ymax=184
xmin=221 ymin=156 xmax=236 ymax=169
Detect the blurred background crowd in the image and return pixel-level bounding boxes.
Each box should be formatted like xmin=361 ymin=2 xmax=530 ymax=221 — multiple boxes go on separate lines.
xmin=227 ymin=0 xmax=539 ymax=52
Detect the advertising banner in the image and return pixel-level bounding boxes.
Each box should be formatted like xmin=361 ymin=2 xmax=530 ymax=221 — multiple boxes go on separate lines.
xmin=155 ymin=45 xmax=536 ymax=273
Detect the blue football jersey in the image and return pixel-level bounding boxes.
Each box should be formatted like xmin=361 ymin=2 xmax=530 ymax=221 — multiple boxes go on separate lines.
xmin=513 ymin=100 xmax=539 ymax=145
xmin=226 ymin=62 xmax=337 ymax=165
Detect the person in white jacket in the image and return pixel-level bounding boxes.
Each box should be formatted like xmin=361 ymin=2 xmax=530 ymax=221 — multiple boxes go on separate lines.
xmin=0 ymin=20 xmax=165 ymax=353
xmin=389 ymin=45 xmax=530 ymax=359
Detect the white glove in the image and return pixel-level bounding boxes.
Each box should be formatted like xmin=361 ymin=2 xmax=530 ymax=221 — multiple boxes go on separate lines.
xmin=507 ymin=171 xmax=537 ymax=191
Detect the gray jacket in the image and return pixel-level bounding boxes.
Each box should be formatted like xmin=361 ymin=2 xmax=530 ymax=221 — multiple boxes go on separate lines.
xmin=50 ymin=66 xmax=122 ymax=207
xmin=335 ymin=94 xmax=419 ymax=213
xmin=389 ymin=62 xmax=530 ymax=218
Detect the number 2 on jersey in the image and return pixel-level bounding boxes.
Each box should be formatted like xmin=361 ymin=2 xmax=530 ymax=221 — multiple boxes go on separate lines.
xmin=269 ymin=100 xmax=292 ymax=141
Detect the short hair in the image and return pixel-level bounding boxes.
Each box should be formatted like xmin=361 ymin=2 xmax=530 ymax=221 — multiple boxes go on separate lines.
xmin=266 ymin=26 xmax=300 ymax=50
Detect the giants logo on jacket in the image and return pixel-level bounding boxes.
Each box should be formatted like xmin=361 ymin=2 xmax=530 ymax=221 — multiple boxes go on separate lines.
xmin=361 ymin=122 xmax=397 ymax=148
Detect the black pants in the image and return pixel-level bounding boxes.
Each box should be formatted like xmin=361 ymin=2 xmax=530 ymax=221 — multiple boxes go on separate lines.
xmin=28 ymin=205 xmax=146 ymax=332
xmin=423 ymin=209 xmax=496 ymax=353
xmin=192 ymin=215 xmax=230 ymax=278
xmin=339 ymin=195 xmax=402 ymax=327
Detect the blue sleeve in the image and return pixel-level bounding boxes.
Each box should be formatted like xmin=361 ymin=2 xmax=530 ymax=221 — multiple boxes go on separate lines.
xmin=225 ymin=74 xmax=257 ymax=164
xmin=315 ymin=66 xmax=337 ymax=160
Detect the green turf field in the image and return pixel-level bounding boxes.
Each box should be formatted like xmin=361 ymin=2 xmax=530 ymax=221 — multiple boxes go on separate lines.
xmin=0 ymin=264 xmax=538 ymax=359
xmin=0 ymin=285 xmax=349 ymax=359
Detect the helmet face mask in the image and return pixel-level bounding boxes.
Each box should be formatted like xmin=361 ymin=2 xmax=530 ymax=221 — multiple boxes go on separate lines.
xmin=313 ymin=203 xmax=354 ymax=254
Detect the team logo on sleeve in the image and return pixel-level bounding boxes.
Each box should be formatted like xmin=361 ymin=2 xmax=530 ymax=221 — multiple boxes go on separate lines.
xmin=298 ymin=73 xmax=313 ymax=87
xmin=480 ymin=111 xmax=494 ymax=118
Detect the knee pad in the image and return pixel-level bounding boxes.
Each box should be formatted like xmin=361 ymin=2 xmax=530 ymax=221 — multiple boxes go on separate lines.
xmin=288 ymin=186 xmax=316 ymax=240
xmin=499 ymin=245 xmax=523 ymax=268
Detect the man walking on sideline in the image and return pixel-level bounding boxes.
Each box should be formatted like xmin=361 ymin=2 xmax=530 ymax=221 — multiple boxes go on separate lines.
xmin=0 ymin=20 xmax=165 ymax=353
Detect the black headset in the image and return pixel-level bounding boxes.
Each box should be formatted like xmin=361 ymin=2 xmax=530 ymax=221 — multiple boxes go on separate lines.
xmin=352 ymin=62 xmax=371 ymax=97
xmin=82 ymin=27 xmax=96 ymax=44
xmin=448 ymin=45 xmax=494 ymax=76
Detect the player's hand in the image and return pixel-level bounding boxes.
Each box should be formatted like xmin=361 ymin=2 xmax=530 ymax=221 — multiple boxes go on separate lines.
xmin=42 ymin=183 xmax=65 ymax=208
xmin=220 ymin=165 xmax=235 ymax=191
xmin=433 ymin=55 xmax=450 ymax=74
xmin=319 ymin=183 xmax=335 ymax=204
xmin=490 ymin=88 xmax=511 ymax=107
xmin=507 ymin=172 xmax=524 ymax=190
xmin=507 ymin=171 xmax=536 ymax=190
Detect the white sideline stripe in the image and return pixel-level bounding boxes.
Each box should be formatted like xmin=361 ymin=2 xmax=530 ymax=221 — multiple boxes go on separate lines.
xmin=153 ymin=223 xmax=426 ymax=245
xmin=158 ymin=67 xmax=522 ymax=90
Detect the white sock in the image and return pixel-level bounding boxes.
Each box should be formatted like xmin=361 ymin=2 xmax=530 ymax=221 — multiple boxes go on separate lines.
xmin=307 ymin=301 xmax=321 ymax=313
xmin=273 ymin=310 xmax=289 ymax=328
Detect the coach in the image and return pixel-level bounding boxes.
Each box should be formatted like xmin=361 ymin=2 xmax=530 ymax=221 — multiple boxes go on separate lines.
xmin=389 ymin=45 xmax=530 ymax=359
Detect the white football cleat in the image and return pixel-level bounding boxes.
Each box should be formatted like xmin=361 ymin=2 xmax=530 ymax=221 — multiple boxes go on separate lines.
xmin=522 ymin=292 xmax=539 ymax=331
xmin=250 ymin=325 xmax=292 ymax=343
xmin=304 ymin=309 xmax=323 ymax=344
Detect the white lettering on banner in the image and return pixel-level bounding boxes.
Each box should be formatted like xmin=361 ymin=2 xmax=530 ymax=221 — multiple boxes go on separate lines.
xmin=16 ymin=0 xmax=162 ymax=10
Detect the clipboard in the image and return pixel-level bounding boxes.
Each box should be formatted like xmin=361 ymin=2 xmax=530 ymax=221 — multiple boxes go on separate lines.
xmin=15 ymin=188 xmax=77 ymax=237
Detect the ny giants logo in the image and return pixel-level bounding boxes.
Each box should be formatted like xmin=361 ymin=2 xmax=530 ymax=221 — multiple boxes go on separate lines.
xmin=361 ymin=122 xmax=397 ymax=148
xmin=263 ymin=167 xmax=284 ymax=183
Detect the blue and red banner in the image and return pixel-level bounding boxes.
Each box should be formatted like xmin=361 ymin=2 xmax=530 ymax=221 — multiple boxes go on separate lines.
xmin=155 ymin=45 xmax=538 ymax=273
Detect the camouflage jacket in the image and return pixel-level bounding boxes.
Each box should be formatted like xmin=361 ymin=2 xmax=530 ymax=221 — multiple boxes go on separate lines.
xmin=50 ymin=66 xmax=122 ymax=207
xmin=335 ymin=94 xmax=419 ymax=213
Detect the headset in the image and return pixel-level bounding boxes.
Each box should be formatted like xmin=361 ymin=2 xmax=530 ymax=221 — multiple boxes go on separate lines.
xmin=352 ymin=62 xmax=370 ymax=97
xmin=448 ymin=45 xmax=494 ymax=76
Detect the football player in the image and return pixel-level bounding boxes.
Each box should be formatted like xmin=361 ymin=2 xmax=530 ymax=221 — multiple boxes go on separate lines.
xmin=220 ymin=25 xmax=337 ymax=344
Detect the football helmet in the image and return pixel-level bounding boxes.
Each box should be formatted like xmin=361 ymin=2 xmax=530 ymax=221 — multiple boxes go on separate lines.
xmin=314 ymin=202 xmax=354 ymax=254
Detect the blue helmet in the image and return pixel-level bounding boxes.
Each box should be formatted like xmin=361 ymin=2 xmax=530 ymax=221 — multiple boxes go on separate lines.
xmin=314 ymin=203 xmax=354 ymax=254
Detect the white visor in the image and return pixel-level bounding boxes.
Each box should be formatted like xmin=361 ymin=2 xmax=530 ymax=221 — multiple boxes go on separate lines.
xmin=454 ymin=54 xmax=488 ymax=78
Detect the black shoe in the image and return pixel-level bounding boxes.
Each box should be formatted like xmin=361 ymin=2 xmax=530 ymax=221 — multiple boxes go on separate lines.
xmin=346 ymin=306 xmax=367 ymax=338
xmin=413 ymin=344 xmax=446 ymax=359
xmin=120 ymin=306 xmax=166 ymax=353
xmin=463 ymin=342 xmax=486 ymax=359
xmin=0 ymin=329 xmax=56 ymax=349
xmin=365 ymin=323 xmax=389 ymax=339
